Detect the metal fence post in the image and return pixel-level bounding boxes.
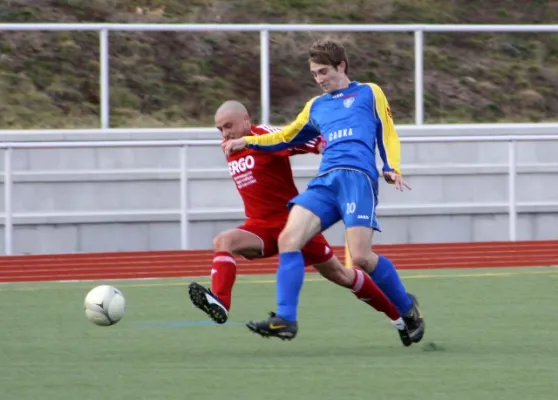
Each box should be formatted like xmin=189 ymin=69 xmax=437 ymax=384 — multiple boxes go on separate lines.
xmin=99 ymin=28 xmax=110 ymax=129
xmin=414 ymin=30 xmax=424 ymax=125
xmin=179 ymin=145 xmax=189 ymax=249
xmin=260 ymin=30 xmax=270 ymax=125
xmin=4 ymin=148 xmax=13 ymax=255
xmin=508 ymin=140 xmax=517 ymax=241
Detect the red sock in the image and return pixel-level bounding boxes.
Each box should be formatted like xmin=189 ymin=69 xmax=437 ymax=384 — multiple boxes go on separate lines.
xmin=351 ymin=269 xmax=400 ymax=321
xmin=210 ymin=251 xmax=237 ymax=310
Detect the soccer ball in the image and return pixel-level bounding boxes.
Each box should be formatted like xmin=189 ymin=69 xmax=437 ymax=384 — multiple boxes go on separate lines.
xmin=84 ymin=285 xmax=126 ymax=326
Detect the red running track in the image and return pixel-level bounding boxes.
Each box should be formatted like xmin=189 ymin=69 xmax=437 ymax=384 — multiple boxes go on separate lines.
xmin=0 ymin=240 xmax=557 ymax=283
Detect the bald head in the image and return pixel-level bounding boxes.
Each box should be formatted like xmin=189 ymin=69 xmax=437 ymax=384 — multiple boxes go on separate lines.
xmin=215 ymin=100 xmax=249 ymax=119
xmin=215 ymin=100 xmax=252 ymax=140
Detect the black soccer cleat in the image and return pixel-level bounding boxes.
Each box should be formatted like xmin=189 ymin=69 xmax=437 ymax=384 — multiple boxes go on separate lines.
xmin=401 ymin=293 xmax=425 ymax=345
xmin=246 ymin=312 xmax=298 ymax=341
xmin=391 ymin=317 xmax=413 ymax=347
xmin=188 ymin=282 xmax=228 ymax=324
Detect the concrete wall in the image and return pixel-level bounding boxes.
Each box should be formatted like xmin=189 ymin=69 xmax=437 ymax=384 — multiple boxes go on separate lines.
xmin=1 ymin=126 xmax=557 ymax=254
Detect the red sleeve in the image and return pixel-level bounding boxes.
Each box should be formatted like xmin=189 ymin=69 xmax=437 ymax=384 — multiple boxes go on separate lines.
xmin=287 ymin=136 xmax=323 ymax=156
xmin=251 ymin=125 xmax=322 ymax=157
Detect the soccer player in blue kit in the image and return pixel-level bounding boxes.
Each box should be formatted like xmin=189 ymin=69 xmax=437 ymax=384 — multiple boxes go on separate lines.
xmin=223 ymin=38 xmax=425 ymax=345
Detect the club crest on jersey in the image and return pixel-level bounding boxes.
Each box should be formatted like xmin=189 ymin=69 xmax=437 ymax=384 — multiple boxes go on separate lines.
xmin=343 ymin=97 xmax=355 ymax=108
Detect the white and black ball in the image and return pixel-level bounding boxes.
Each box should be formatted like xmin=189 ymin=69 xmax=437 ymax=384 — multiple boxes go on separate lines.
xmin=84 ymin=285 xmax=126 ymax=326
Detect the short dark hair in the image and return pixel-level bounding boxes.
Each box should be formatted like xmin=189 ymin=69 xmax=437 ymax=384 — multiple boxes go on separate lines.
xmin=308 ymin=38 xmax=349 ymax=75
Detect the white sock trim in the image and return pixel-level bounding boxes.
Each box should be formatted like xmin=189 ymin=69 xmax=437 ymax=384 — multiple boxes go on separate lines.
xmin=391 ymin=317 xmax=406 ymax=331
xmin=351 ymin=269 xmax=365 ymax=293
xmin=213 ymin=255 xmax=236 ymax=264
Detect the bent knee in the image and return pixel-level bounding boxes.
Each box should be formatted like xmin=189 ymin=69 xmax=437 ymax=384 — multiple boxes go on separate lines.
xmin=212 ymin=231 xmax=234 ymax=252
xmin=351 ymin=252 xmax=379 ymax=272
xmin=278 ymin=229 xmax=304 ymax=252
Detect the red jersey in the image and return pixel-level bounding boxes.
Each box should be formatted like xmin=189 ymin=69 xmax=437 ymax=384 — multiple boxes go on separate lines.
xmin=226 ymin=125 xmax=320 ymax=226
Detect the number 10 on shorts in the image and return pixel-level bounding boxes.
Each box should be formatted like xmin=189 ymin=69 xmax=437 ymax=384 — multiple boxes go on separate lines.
xmin=346 ymin=202 xmax=356 ymax=214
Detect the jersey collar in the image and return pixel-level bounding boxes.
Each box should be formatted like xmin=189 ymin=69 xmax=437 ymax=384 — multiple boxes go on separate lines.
xmin=328 ymin=81 xmax=359 ymax=97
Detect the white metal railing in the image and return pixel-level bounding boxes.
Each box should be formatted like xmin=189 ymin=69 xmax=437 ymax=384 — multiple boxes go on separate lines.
xmin=2 ymin=134 xmax=558 ymax=255
xmin=1 ymin=121 xmax=558 ymax=138
xmin=2 ymin=23 xmax=558 ymax=128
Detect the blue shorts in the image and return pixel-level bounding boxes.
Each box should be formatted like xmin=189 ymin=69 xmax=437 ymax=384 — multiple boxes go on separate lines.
xmin=288 ymin=169 xmax=381 ymax=232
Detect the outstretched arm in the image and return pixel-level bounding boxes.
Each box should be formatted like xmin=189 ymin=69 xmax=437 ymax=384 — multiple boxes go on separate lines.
xmin=278 ymin=136 xmax=323 ymax=157
xmin=223 ymin=98 xmax=320 ymax=156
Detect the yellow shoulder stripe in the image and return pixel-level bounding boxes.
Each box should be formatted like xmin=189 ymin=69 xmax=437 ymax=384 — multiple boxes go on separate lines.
xmin=244 ymin=97 xmax=318 ymax=147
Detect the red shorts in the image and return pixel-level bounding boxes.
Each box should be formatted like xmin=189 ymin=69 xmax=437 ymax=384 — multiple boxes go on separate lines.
xmin=237 ymin=222 xmax=334 ymax=266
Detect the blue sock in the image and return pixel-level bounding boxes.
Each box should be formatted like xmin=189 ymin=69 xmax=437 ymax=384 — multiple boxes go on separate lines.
xmin=370 ymin=255 xmax=413 ymax=316
xmin=276 ymin=251 xmax=305 ymax=322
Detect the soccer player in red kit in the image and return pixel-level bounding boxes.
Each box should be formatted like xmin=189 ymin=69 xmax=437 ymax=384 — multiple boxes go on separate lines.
xmin=188 ymin=100 xmax=411 ymax=344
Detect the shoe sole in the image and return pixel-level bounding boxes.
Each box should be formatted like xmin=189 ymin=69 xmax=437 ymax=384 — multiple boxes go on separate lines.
xmin=246 ymin=322 xmax=296 ymax=341
xmin=396 ymin=293 xmax=419 ymax=347
xmin=407 ymin=293 xmax=425 ymax=344
xmin=188 ymin=282 xmax=228 ymax=324
xmin=398 ymin=328 xmax=413 ymax=347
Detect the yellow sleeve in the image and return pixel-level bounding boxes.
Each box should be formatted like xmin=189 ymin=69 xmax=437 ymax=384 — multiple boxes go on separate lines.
xmin=368 ymin=83 xmax=401 ymax=176
xmin=244 ymin=97 xmax=319 ymax=149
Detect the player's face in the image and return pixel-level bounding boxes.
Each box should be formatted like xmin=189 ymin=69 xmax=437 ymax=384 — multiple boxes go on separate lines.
xmin=215 ymin=112 xmax=250 ymax=140
xmin=310 ymin=62 xmax=346 ymax=93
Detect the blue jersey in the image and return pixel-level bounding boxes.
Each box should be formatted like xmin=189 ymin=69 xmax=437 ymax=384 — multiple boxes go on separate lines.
xmin=244 ymin=82 xmax=402 ymax=182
